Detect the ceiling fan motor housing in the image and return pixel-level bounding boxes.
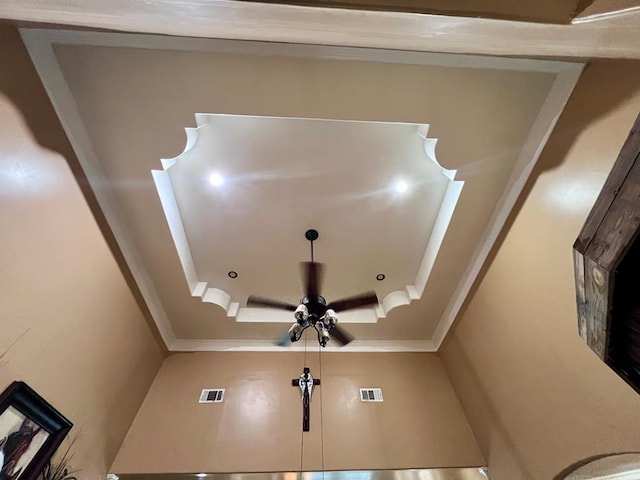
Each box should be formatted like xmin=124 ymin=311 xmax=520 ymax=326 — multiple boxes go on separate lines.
xmin=301 ymin=295 xmax=327 ymax=318
xmin=305 ymin=229 xmax=319 ymax=242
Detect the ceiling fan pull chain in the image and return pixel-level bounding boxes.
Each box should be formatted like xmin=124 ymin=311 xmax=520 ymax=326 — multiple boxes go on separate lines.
xmin=319 ymin=345 xmax=325 ymax=480
xmin=299 ymin=329 xmax=308 ymax=474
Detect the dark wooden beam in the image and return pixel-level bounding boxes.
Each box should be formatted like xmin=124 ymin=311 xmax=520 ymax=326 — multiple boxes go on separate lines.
xmin=574 ymin=112 xmax=640 ymax=393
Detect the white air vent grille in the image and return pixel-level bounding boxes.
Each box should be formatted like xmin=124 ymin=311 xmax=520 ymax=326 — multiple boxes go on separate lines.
xmin=199 ymin=389 xmax=225 ymax=403
xmin=360 ymin=388 xmax=383 ymax=402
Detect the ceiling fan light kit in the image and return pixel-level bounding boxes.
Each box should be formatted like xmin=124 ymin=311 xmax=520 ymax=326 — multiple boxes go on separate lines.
xmin=247 ymin=229 xmax=379 ymax=347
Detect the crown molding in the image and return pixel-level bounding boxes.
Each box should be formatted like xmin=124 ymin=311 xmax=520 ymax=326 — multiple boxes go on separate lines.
xmin=5 ymin=0 xmax=640 ymax=58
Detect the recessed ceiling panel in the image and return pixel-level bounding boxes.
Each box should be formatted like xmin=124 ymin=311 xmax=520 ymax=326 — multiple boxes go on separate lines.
xmin=21 ymin=29 xmax=583 ymax=350
xmin=153 ymin=114 xmax=460 ymax=323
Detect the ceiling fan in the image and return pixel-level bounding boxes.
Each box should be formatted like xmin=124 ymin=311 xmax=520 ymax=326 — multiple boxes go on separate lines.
xmin=247 ymin=229 xmax=379 ymax=347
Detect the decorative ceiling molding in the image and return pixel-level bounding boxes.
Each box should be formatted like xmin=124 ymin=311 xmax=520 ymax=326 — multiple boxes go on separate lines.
xmin=20 ymin=28 xmax=575 ymax=74
xmin=4 ymin=0 xmax=640 ymax=58
xmin=153 ymin=115 xmax=463 ymax=324
xmin=20 ymin=28 xmax=584 ymax=352
xmin=431 ymin=64 xmax=584 ymax=349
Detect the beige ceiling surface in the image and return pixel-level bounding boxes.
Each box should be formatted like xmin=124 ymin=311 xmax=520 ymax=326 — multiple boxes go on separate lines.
xmin=24 ymin=30 xmax=580 ymax=350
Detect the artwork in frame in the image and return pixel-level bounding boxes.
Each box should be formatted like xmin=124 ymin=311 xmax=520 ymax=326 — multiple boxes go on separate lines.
xmin=0 ymin=382 xmax=72 ymax=480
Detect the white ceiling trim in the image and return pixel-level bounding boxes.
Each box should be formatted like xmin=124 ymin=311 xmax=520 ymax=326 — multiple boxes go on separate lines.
xmin=572 ymin=0 xmax=640 ymax=24
xmin=17 ymin=29 xmax=574 ymax=74
xmin=432 ymin=63 xmax=584 ymax=349
xmin=5 ymin=0 xmax=640 ymax=59
xmin=20 ymin=28 xmax=584 ymax=352
xmin=572 ymin=5 xmax=640 ymax=23
xmin=153 ymin=115 xmax=463 ymax=324
xmin=19 ymin=29 xmax=178 ymax=349
xmin=170 ymin=339 xmax=437 ymax=352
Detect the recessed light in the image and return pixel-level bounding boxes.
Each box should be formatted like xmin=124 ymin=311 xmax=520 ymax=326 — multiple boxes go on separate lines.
xmin=376 ymin=273 xmax=386 ymax=281
xmin=228 ymin=271 xmax=238 ymax=279
xmin=395 ymin=180 xmax=408 ymax=193
xmin=196 ymin=474 xmax=207 ymax=478
xmin=209 ymin=172 xmax=224 ymax=187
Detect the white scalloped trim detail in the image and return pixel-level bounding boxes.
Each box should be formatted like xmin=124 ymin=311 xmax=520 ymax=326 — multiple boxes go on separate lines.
xmin=378 ymin=137 xmax=464 ymax=319
xmin=153 ymin=116 xmax=463 ymax=323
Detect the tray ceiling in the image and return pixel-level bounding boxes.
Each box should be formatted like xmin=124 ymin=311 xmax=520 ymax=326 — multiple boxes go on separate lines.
xmin=154 ymin=114 xmax=461 ymax=323
xmin=21 ymin=29 xmax=583 ymax=351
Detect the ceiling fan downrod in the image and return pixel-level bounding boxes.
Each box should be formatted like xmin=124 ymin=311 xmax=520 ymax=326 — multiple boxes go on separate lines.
xmin=246 ymin=228 xmax=378 ymax=348
xmin=305 ymin=228 xmax=318 ymax=263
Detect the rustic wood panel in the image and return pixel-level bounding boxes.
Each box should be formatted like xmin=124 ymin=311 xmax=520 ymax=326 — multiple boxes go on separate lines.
xmin=573 ymin=112 xmax=640 ymax=389
xmin=573 ymin=114 xmax=640 ymax=254
xmin=572 ymin=249 xmax=587 ymax=341
xmin=583 ymin=257 xmax=610 ymax=359
xmin=586 ymin=150 xmax=640 ymax=270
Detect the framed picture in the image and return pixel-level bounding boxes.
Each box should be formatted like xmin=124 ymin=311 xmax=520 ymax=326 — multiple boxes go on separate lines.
xmin=0 ymin=382 xmax=72 ymax=480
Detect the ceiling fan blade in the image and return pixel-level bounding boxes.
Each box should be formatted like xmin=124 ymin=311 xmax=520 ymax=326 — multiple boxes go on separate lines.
xmin=330 ymin=324 xmax=354 ymax=346
xmin=275 ymin=331 xmax=294 ymax=347
xmin=328 ymin=291 xmax=378 ymax=312
xmin=301 ymin=261 xmax=324 ymax=298
xmin=246 ymin=296 xmax=297 ymax=311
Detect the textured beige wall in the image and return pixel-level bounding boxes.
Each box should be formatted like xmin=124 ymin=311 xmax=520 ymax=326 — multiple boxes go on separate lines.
xmin=440 ymin=60 xmax=640 ymax=480
xmin=0 ymin=25 xmax=165 ymax=479
xmin=111 ymin=351 xmax=484 ymax=473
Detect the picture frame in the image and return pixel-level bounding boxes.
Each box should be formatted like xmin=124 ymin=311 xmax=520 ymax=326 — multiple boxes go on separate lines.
xmin=0 ymin=381 xmax=73 ymax=480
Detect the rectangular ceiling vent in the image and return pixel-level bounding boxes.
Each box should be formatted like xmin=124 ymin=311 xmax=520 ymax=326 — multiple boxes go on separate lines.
xmin=199 ymin=389 xmax=225 ymax=403
xmin=360 ymin=388 xmax=383 ymax=402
